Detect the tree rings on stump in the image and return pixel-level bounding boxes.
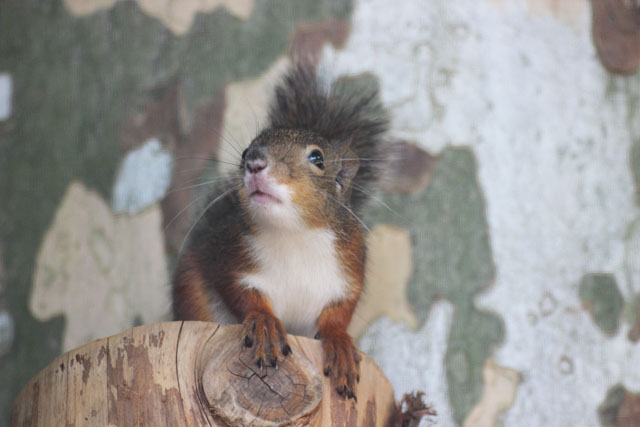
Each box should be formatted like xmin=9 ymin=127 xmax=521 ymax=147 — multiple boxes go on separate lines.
xmin=201 ymin=325 xmax=323 ymax=426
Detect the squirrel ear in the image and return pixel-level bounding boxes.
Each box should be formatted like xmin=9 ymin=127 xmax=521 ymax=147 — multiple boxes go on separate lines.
xmin=336 ymin=153 xmax=360 ymax=193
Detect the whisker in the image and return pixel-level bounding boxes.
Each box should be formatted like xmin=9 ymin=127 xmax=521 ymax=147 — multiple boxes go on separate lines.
xmin=311 ymin=175 xmax=405 ymax=222
xmin=218 ymin=144 xmax=243 ymax=164
xmin=174 ymin=156 xmax=242 ymax=168
xmin=244 ymin=95 xmax=262 ymax=141
xmin=208 ymin=125 xmax=244 ymax=156
xmin=331 ymin=194 xmax=370 ymax=232
xmin=311 ymin=186 xmax=369 ymax=233
xmin=164 ymin=192 xmax=210 ymax=232
xmin=223 ymin=127 xmax=245 ymax=155
xmin=173 ymin=165 xmax=218 ymax=175
xmin=173 ymin=166 xmax=239 ymax=177
xmin=165 ymin=175 xmax=242 ymax=196
xmin=178 ymin=184 xmax=242 ymax=255
xmin=349 ymin=182 xmax=406 ymax=221
xmin=327 ymin=158 xmax=394 ymax=163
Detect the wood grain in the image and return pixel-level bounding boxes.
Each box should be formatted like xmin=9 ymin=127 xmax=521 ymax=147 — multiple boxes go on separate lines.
xmin=11 ymin=321 xmax=395 ymax=427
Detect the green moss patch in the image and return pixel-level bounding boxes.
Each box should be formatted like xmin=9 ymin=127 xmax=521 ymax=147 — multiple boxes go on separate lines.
xmin=0 ymin=0 xmax=352 ymax=421
xmin=366 ymin=147 xmax=504 ymax=423
xmin=579 ymin=273 xmax=624 ymax=336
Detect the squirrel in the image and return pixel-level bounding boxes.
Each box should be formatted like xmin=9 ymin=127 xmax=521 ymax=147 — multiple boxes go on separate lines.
xmin=171 ymin=64 xmax=391 ymax=401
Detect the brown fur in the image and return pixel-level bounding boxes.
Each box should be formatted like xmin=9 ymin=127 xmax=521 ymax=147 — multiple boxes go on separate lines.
xmin=172 ymin=255 xmax=213 ymax=322
xmin=387 ymin=391 xmax=436 ymax=427
xmin=172 ymin=64 xmax=391 ymax=401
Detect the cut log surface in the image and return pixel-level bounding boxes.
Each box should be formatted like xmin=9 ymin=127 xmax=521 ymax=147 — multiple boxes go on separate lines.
xmin=10 ymin=322 xmax=395 ymax=426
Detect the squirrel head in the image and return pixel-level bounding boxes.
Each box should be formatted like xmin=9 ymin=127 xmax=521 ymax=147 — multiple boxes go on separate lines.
xmin=236 ymin=64 xmax=390 ymax=231
xmin=237 ymin=128 xmax=360 ymax=230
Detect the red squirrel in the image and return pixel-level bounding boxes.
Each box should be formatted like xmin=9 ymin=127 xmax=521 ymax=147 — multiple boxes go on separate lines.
xmin=172 ymin=65 xmax=390 ymax=401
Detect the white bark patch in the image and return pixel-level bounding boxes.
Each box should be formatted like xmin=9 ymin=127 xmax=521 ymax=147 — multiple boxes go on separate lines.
xmin=0 ymin=311 xmax=14 ymax=357
xmin=0 ymin=73 xmax=12 ymax=121
xmin=323 ymin=0 xmax=640 ymax=424
xmin=359 ymin=302 xmax=456 ymax=426
xmin=112 ymin=138 xmax=173 ymax=214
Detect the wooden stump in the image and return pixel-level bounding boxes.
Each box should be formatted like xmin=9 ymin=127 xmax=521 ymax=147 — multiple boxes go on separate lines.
xmin=10 ymin=322 xmax=395 ymax=426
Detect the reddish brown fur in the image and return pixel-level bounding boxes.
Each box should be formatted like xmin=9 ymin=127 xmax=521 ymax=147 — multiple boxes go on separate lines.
xmin=316 ymin=226 xmax=366 ymax=399
xmin=222 ymin=286 xmax=289 ymax=366
xmin=172 ymin=254 xmax=213 ymax=322
xmin=236 ymin=129 xmax=341 ymax=230
xmin=172 ymin=64 xmax=390 ymax=401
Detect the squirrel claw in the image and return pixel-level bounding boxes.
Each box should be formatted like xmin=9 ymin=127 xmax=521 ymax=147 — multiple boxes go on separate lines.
xmin=242 ymin=310 xmax=290 ymax=372
xmin=282 ymin=344 xmax=292 ymax=356
xmin=243 ymin=335 xmax=253 ymax=348
xmin=321 ymin=331 xmax=361 ymax=401
xmin=336 ymin=385 xmax=358 ymax=401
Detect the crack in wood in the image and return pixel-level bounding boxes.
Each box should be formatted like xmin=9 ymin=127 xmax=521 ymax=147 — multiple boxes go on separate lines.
xmin=238 ymin=358 xmax=287 ymax=400
xmin=195 ymin=323 xmax=220 ymax=426
xmin=174 ymin=322 xmax=186 ymax=413
xmin=11 ymin=322 xmax=397 ymax=426
xmin=250 ymin=389 xmax=268 ymax=426
xmin=236 ymin=354 xmax=312 ymax=419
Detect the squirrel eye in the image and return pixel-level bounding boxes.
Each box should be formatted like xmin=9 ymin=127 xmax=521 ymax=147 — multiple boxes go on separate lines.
xmin=308 ymin=149 xmax=324 ymax=170
xmin=241 ymin=148 xmax=248 ymax=161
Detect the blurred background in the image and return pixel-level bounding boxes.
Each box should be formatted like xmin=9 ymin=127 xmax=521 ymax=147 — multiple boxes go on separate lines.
xmin=1 ymin=0 xmax=639 ymax=425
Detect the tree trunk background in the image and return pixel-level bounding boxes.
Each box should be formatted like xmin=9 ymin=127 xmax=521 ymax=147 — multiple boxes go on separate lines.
xmin=10 ymin=322 xmax=395 ymax=426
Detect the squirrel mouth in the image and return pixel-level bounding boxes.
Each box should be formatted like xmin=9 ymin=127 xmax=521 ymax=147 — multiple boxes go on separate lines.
xmin=249 ymin=190 xmax=281 ymax=204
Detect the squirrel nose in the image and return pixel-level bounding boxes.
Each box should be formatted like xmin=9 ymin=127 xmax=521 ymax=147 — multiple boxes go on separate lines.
xmin=246 ymin=159 xmax=267 ymax=174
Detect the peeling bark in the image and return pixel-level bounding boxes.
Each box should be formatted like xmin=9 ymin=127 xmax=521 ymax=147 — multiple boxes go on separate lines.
xmin=11 ymin=322 xmax=396 ymax=426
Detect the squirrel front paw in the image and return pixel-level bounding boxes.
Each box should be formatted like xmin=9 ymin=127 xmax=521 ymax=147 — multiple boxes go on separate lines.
xmin=321 ymin=331 xmax=361 ymax=401
xmin=241 ymin=310 xmax=291 ymax=369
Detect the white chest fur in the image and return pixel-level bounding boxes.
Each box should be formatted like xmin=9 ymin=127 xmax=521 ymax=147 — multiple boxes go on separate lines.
xmin=240 ymin=228 xmax=349 ymax=337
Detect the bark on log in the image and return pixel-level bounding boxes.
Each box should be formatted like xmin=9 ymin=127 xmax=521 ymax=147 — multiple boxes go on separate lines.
xmin=10 ymin=321 xmax=395 ymax=426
